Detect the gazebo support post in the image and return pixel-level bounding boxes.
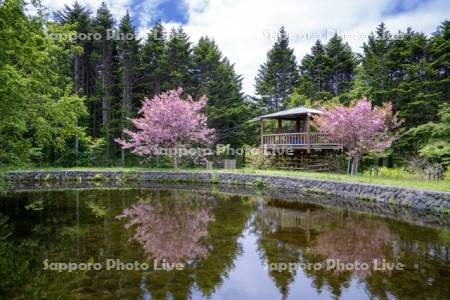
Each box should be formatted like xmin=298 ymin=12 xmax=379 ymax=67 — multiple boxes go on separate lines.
xmin=295 ymin=119 xmax=301 ymax=133
xmin=260 ymin=120 xmax=264 ymax=149
xmin=306 ymin=113 xmax=311 ymax=153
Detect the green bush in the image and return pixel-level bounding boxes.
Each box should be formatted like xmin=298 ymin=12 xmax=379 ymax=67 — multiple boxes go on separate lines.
xmin=445 ymin=166 xmax=450 ymax=180
xmin=363 ymin=167 xmax=417 ymax=179
xmin=245 ymin=147 xmax=269 ymax=169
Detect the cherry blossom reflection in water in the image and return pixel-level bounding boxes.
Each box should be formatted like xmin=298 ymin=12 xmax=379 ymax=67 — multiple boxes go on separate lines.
xmin=116 ymin=193 xmax=215 ymax=263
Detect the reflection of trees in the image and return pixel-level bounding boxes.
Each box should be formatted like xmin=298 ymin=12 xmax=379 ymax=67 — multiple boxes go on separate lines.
xmin=257 ymin=235 xmax=302 ymax=299
xmin=3 ymin=189 xmax=449 ymax=300
xmin=144 ymin=194 xmax=254 ymax=300
xmin=299 ymin=215 xmax=399 ymax=298
xmin=363 ymin=225 xmax=450 ymax=300
xmin=254 ymin=201 xmax=324 ymax=299
xmin=303 ymin=215 xmax=450 ymax=300
xmin=117 ymin=191 xmax=215 ymax=263
xmin=0 ymin=189 xmax=145 ymax=299
xmin=193 ymin=195 xmax=254 ymax=296
xmin=254 ymin=200 xmax=400 ymax=299
xmin=311 ymin=217 xmax=400 ymax=280
xmin=0 ymin=213 xmax=15 ymax=294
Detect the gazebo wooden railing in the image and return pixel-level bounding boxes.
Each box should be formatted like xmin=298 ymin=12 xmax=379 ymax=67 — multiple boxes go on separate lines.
xmin=253 ymin=106 xmax=343 ymax=153
xmin=262 ymin=132 xmax=342 ymax=150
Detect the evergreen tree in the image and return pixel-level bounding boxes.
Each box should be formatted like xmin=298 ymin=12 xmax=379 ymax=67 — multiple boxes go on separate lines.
xmin=360 ymin=23 xmax=392 ymax=105
xmin=117 ymin=12 xmax=140 ymax=163
xmin=325 ymin=34 xmax=356 ymax=99
xmin=92 ymin=2 xmax=115 ymax=158
xmin=255 ymin=26 xmax=299 ymax=111
xmin=298 ymin=40 xmax=332 ymax=101
xmin=54 ymin=0 xmax=93 ymax=81
xmin=140 ymin=21 xmax=167 ymax=97
xmin=358 ymin=22 xmax=449 ymax=159
xmin=54 ymin=1 xmax=94 ymax=132
xmin=164 ymin=26 xmax=193 ymax=92
xmin=297 ymin=35 xmax=356 ymax=104
xmin=389 ymin=29 xmax=439 ymax=127
xmin=192 ymin=37 xmax=253 ymax=146
xmin=431 ymin=21 xmax=450 ymax=108
xmin=361 ymin=24 xmax=443 ymax=128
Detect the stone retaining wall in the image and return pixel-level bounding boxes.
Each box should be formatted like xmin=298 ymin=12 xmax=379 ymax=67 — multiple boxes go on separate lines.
xmin=3 ymin=171 xmax=450 ymax=213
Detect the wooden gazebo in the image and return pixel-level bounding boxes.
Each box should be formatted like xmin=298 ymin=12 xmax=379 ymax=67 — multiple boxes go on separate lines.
xmin=253 ymin=106 xmax=342 ymax=153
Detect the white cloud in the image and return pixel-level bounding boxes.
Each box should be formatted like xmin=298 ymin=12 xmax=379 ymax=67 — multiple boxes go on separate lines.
xmin=38 ymin=0 xmax=450 ymax=95
xmin=42 ymin=0 xmax=139 ymax=22
xmin=173 ymin=0 xmax=450 ymax=95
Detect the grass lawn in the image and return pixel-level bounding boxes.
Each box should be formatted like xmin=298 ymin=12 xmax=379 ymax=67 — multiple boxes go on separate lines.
xmin=1 ymin=166 xmax=449 ymax=192
xmin=229 ymin=168 xmax=450 ymax=192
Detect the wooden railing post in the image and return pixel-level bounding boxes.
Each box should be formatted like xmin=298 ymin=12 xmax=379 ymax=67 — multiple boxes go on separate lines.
xmin=258 ymin=132 xmax=342 ymax=150
xmin=260 ymin=120 xmax=264 ymax=149
xmin=306 ymin=113 xmax=311 ymax=153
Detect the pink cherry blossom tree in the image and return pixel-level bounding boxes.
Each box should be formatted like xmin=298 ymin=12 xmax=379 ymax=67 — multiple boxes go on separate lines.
xmin=314 ymin=98 xmax=399 ymax=175
xmin=116 ymin=88 xmax=214 ymax=168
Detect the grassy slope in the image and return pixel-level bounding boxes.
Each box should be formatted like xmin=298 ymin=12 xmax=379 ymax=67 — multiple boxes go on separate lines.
xmin=232 ymin=168 xmax=450 ymax=192
xmin=2 ymin=166 xmax=449 ymax=192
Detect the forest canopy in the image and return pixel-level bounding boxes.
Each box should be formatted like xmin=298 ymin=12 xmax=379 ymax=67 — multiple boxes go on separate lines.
xmin=0 ymin=0 xmax=448 ymax=169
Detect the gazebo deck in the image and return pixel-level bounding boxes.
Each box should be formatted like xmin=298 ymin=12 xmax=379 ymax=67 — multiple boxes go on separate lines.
xmin=253 ymin=106 xmax=343 ymax=152
xmin=262 ymin=132 xmax=342 ymax=150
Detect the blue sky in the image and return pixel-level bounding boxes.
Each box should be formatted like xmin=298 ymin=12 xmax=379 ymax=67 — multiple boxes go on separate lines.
xmin=129 ymin=0 xmax=188 ymax=28
xmin=40 ymin=0 xmax=449 ymax=95
xmin=382 ymin=0 xmax=429 ymax=16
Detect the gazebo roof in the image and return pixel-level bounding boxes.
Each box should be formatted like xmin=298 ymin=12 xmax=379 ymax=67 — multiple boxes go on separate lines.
xmin=252 ymin=106 xmax=323 ymax=121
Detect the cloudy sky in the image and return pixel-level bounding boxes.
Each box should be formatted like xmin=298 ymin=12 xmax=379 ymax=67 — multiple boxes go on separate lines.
xmin=39 ymin=0 xmax=450 ymax=95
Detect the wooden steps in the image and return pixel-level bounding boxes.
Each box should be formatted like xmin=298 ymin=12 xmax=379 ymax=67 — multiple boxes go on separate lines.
xmin=268 ymin=152 xmax=333 ymax=171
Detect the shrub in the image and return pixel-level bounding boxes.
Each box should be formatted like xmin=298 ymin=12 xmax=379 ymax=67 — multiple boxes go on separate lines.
xmin=404 ymin=156 xmax=429 ymax=174
xmin=245 ymin=147 xmax=269 ymax=169
xmin=445 ymin=166 xmax=450 ymax=180
xmin=363 ymin=167 xmax=417 ymax=179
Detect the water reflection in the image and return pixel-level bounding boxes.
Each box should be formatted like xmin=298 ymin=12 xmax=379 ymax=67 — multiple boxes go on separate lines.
xmin=117 ymin=192 xmax=215 ymax=263
xmin=0 ymin=189 xmax=448 ymax=299
xmin=255 ymin=199 xmax=450 ymax=299
xmin=311 ymin=217 xmax=400 ymax=279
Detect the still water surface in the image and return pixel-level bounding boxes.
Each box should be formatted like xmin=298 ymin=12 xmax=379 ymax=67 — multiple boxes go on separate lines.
xmin=0 ymin=188 xmax=449 ymax=299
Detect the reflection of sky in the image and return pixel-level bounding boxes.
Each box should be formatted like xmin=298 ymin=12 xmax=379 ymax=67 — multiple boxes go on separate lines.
xmin=191 ymin=229 xmax=279 ymax=299
xmin=191 ymin=226 xmax=377 ymax=300
xmin=191 ymin=228 xmax=332 ymax=299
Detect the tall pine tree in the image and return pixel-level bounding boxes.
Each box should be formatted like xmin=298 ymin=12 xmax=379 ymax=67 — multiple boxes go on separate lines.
xmin=192 ymin=37 xmax=253 ymax=146
xmin=298 ymin=40 xmax=332 ymax=101
xmin=297 ymin=35 xmax=356 ymax=103
xmin=326 ymin=34 xmax=356 ymax=100
xmin=117 ymin=12 xmax=140 ymax=163
xmin=140 ymin=21 xmax=167 ymax=97
xmin=54 ymin=1 xmax=94 ymax=97
xmin=359 ymin=23 xmax=449 ymax=159
xmin=54 ymin=1 xmax=94 ymax=134
xmin=255 ymin=26 xmax=299 ymax=111
xmin=361 ymin=24 xmax=443 ymax=128
xmin=360 ymin=23 xmax=392 ymax=105
xmin=164 ymin=26 xmax=193 ymax=92
xmin=431 ymin=21 xmax=450 ymax=108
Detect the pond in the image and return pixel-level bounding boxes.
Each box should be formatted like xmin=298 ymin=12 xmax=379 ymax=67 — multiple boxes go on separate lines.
xmin=0 ymin=187 xmax=449 ymax=299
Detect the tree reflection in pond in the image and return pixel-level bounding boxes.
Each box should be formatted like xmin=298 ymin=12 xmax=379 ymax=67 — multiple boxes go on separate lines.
xmin=117 ymin=191 xmax=215 ymax=263
xmin=255 ymin=198 xmax=450 ymax=299
xmin=0 ymin=189 xmax=449 ymax=299
xmin=311 ymin=217 xmax=400 ymax=279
